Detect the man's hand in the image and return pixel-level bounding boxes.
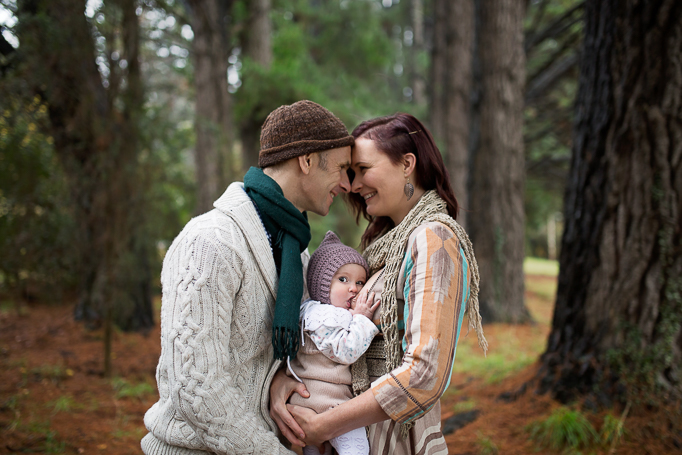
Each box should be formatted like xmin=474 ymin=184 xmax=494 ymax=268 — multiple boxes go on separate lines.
xmin=349 ymin=290 xmax=381 ymax=320
xmin=269 ymin=368 xmax=309 ymax=447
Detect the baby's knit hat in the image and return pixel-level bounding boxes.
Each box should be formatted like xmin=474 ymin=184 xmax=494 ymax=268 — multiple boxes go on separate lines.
xmin=307 ymin=231 xmax=369 ymax=305
xmin=259 ymin=100 xmax=355 ymax=168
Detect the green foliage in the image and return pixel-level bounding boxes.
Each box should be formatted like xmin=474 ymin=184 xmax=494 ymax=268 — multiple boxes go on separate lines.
xmin=111 ymin=377 xmax=155 ymax=399
xmin=0 ymin=89 xmax=77 ymax=300
xmin=476 ymin=432 xmax=499 ymax=455
xmin=527 ymin=406 xmax=598 ymax=453
xmin=523 ymin=0 xmax=583 ymax=259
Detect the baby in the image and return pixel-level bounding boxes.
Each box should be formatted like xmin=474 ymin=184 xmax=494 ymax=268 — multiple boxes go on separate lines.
xmin=287 ymin=231 xmax=380 ymax=455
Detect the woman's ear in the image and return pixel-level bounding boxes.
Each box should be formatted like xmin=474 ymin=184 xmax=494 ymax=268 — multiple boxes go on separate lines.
xmin=298 ymin=154 xmax=313 ymax=175
xmin=403 ymin=153 xmax=417 ymax=177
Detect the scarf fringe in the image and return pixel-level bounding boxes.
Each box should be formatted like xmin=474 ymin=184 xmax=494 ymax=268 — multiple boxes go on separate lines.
xmin=273 ymin=327 xmax=301 ymax=361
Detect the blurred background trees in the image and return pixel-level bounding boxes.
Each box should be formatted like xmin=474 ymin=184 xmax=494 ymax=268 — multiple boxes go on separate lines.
xmin=1 ymin=0 xmax=679 ymax=403
xmin=0 ymin=0 xmax=582 ymax=322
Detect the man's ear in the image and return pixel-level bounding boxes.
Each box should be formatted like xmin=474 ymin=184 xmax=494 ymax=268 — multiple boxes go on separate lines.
xmin=298 ymin=154 xmax=313 ymax=175
xmin=403 ymin=153 xmax=417 ymax=177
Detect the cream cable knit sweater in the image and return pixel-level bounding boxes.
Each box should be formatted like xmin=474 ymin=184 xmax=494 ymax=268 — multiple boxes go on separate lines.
xmin=142 ymin=182 xmax=307 ymax=455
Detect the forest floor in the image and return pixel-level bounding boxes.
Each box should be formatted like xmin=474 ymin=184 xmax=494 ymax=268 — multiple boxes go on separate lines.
xmin=1 ymin=262 xmax=680 ymax=454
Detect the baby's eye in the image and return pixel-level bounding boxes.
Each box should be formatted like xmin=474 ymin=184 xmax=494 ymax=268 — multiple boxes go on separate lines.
xmin=356 ymin=280 xmax=365 ymax=286
xmin=338 ymin=277 xmax=348 ymax=283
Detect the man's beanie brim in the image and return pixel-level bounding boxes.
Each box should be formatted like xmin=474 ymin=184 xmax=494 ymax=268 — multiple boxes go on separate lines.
xmin=259 ymin=100 xmax=354 ymax=168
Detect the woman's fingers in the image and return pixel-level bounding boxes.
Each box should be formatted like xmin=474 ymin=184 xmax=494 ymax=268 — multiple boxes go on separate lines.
xmin=288 ymin=404 xmax=327 ymax=451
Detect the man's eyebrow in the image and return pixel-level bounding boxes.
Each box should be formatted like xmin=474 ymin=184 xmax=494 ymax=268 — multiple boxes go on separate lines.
xmin=339 ymin=161 xmax=351 ymax=169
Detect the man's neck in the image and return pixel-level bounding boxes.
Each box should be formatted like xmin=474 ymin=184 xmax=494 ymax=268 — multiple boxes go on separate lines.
xmin=262 ymin=167 xmax=305 ymax=213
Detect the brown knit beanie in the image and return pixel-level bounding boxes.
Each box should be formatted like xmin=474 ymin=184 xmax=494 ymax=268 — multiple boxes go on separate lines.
xmin=259 ymin=100 xmax=355 ymax=168
xmin=307 ymin=231 xmax=369 ymax=305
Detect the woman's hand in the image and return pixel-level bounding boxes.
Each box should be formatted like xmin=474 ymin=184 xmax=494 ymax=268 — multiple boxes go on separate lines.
xmin=287 ymin=403 xmax=328 ymax=454
xmin=269 ymin=368 xmax=310 ymax=447
xmin=350 ymin=290 xmax=381 ymax=320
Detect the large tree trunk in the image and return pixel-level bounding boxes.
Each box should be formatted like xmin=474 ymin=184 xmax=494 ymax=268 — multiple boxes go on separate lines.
xmin=188 ymin=0 xmax=235 ymax=214
xmin=16 ymin=0 xmax=154 ymax=337
xmin=429 ymin=0 xmax=474 ymax=228
xmin=239 ymin=0 xmax=273 ymax=171
xmin=540 ymin=0 xmax=682 ymax=403
xmin=469 ymin=0 xmax=530 ymax=323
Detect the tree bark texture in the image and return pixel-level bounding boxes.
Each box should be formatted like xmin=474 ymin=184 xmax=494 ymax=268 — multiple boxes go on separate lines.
xmin=429 ymin=0 xmax=474 ymax=228
xmin=16 ymin=0 xmax=153 ymax=332
xmin=541 ymin=0 xmax=682 ymax=402
xmin=469 ymin=0 xmax=530 ymax=323
xmin=189 ymin=0 xmax=235 ymax=214
xmin=239 ymin=0 xmax=273 ymax=172
xmin=410 ymin=0 xmax=426 ymax=107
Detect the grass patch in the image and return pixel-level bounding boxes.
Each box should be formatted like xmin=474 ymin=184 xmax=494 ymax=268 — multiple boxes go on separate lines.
xmin=525 ymin=275 xmax=558 ymax=302
xmin=476 ymin=432 xmax=499 ymax=455
xmin=46 ymin=395 xmax=82 ymax=414
xmin=24 ymin=420 xmax=66 ymax=454
xmin=111 ymin=377 xmax=155 ymax=399
xmin=451 ymin=399 xmax=477 ymax=414
xmin=454 ymin=334 xmax=542 ymax=384
xmin=527 ymin=406 xmax=598 ymax=453
xmin=524 ymin=257 xmax=559 ymax=277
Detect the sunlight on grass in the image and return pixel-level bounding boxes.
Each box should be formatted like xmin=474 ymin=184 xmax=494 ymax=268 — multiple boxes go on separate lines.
xmin=454 ymin=326 xmax=545 ymax=384
xmin=524 ymin=257 xmax=559 ymax=276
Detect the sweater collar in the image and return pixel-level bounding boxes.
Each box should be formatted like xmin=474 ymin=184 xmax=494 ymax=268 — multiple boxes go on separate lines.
xmin=214 ymin=182 xmax=278 ymax=302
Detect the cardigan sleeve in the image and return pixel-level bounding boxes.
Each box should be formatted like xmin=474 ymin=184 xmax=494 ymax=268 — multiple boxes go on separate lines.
xmin=168 ymin=232 xmax=293 ymax=454
xmin=303 ymin=303 xmax=379 ymax=365
xmin=370 ymin=222 xmax=470 ymax=424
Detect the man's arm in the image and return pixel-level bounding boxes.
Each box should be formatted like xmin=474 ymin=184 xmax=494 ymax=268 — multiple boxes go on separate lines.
xmin=169 ymin=233 xmax=293 ymax=454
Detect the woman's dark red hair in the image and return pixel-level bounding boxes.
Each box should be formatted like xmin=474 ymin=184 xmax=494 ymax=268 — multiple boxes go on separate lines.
xmin=347 ymin=113 xmax=459 ymax=249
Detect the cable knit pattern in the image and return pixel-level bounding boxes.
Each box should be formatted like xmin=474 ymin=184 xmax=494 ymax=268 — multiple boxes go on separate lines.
xmin=143 ymin=182 xmax=304 ymax=455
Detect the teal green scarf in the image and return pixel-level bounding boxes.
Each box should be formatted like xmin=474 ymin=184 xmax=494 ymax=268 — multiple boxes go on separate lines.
xmin=244 ymin=167 xmax=311 ymax=360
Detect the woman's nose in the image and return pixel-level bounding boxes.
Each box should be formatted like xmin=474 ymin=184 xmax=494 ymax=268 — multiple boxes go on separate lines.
xmin=351 ymin=175 xmax=362 ymax=193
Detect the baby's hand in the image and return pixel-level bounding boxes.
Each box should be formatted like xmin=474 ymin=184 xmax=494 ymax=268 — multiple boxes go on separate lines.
xmin=349 ymin=290 xmax=381 ymax=320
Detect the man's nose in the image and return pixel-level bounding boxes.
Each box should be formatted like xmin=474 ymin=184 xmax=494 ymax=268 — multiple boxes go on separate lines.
xmin=338 ymin=169 xmax=351 ymax=193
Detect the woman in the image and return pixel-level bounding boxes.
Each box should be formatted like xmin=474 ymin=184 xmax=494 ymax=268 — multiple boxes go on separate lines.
xmin=270 ymin=113 xmax=488 ymax=455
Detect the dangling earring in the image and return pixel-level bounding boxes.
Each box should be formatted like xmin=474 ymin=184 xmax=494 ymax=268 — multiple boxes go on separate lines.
xmin=404 ymin=176 xmax=414 ymax=201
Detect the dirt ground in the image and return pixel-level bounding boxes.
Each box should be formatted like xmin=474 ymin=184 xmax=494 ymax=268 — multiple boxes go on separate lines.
xmin=1 ymin=275 xmax=680 ymax=454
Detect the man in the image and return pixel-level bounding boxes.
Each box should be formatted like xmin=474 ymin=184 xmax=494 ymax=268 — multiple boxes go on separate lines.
xmin=141 ymin=100 xmax=354 ymax=454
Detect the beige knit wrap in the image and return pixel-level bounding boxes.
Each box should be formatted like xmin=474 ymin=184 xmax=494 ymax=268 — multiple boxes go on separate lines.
xmin=351 ymin=190 xmax=488 ymax=436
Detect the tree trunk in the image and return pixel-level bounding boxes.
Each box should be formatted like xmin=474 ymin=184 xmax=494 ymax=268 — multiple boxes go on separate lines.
xmin=469 ymin=0 xmax=530 ymax=323
xmin=16 ymin=0 xmax=154 ymax=338
xmin=444 ymin=0 xmax=474 ymax=228
xmin=541 ymin=0 xmax=682 ymax=403
xmin=428 ymin=0 xmax=447 ymax=143
xmin=410 ymin=0 xmax=426 ymax=107
xmin=428 ymin=0 xmax=474 ymax=227
xmin=188 ymin=0 xmax=235 ymax=214
xmin=239 ymin=0 xmax=273 ymax=171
